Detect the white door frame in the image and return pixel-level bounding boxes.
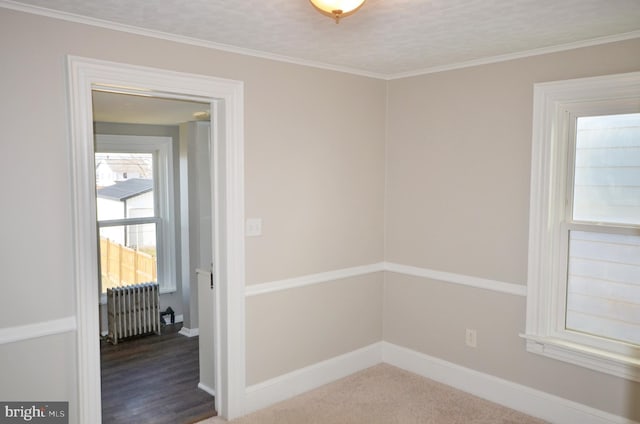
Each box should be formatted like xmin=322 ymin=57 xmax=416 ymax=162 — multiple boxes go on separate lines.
xmin=67 ymin=56 xmax=246 ymax=422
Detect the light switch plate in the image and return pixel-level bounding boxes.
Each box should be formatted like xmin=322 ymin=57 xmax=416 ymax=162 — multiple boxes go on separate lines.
xmin=246 ymin=218 xmax=262 ymax=237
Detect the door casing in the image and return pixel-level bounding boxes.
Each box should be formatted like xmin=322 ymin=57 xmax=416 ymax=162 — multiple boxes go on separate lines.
xmin=67 ymin=55 xmax=247 ymax=422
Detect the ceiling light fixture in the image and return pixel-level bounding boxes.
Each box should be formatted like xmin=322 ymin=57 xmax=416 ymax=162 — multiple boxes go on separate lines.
xmin=309 ymin=0 xmax=366 ymax=23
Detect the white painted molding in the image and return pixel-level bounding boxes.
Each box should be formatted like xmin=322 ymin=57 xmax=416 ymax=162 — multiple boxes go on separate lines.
xmin=0 ymin=317 xmax=77 ymax=345
xmin=384 ymin=262 xmax=527 ymax=296
xmin=387 ymin=31 xmax=640 ymax=80
xmin=178 ymin=327 xmax=200 ymax=337
xmin=246 ymin=262 xmax=526 ymax=297
xmin=382 ymin=342 xmax=639 ymax=424
xmin=198 ymin=382 xmax=216 ymax=397
xmin=0 ymin=0 xmax=383 ymax=80
xmin=245 ymin=342 xmax=383 ymax=415
xmin=67 ymin=56 xmax=246 ymax=422
xmin=525 ymin=71 xmax=640 ymax=383
xmin=521 ymin=335 xmax=640 ymax=383
xmin=242 ymin=341 xmax=637 ymax=424
xmin=245 ymin=263 xmax=385 ymax=297
xmin=1 ymin=0 xmax=638 ymax=80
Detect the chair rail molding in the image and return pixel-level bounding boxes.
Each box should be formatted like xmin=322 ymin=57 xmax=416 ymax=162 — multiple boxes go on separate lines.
xmin=245 ymin=262 xmax=526 ymax=297
xmin=0 ymin=317 xmax=77 ymax=345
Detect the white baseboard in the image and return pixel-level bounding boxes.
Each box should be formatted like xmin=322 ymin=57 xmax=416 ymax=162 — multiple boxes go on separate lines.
xmin=198 ymin=382 xmax=216 ymax=397
xmin=382 ymin=342 xmax=639 ymax=424
xmin=244 ymin=342 xmax=383 ymax=414
xmin=241 ymin=341 xmax=637 ymax=424
xmin=179 ymin=326 xmax=199 ymax=337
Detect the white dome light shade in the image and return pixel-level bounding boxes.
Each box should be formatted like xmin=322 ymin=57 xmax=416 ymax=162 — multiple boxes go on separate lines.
xmin=309 ymin=0 xmax=366 ymax=23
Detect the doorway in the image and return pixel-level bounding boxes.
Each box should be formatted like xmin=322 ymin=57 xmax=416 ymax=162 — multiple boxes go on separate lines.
xmin=67 ymin=56 xmax=246 ymax=423
xmin=92 ymin=91 xmax=215 ymax=422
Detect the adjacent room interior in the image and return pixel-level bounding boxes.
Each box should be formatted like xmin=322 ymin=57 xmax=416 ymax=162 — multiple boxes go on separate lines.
xmin=92 ymin=91 xmax=217 ymax=423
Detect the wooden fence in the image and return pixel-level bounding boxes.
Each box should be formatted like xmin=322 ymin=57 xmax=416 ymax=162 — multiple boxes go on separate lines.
xmin=100 ymin=237 xmax=157 ymax=291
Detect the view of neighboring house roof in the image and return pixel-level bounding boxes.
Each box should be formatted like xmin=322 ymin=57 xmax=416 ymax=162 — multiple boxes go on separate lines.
xmin=95 ymin=154 xmax=153 ymax=186
xmin=97 ymin=178 xmax=153 ymax=201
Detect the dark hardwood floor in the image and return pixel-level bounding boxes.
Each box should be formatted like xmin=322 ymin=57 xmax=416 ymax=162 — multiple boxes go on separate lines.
xmin=100 ymin=323 xmax=217 ymax=424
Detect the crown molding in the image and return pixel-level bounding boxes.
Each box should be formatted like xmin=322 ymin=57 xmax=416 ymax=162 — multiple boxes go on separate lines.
xmin=0 ymin=0 xmax=386 ymax=80
xmin=1 ymin=2 xmax=638 ymax=81
xmin=386 ymin=30 xmax=640 ymax=80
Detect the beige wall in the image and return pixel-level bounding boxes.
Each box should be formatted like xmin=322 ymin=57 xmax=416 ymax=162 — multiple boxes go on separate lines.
xmin=384 ymin=273 xmax=640 ymax=420
xmin=246 ymin=273 xmax=383 ymax=385
xmin=0 ymin=8 xmax=385 ymax=421
xmin=244 ymin=66 xmax=386 ymax=284
xmin=1 ymin=333 xmax=79 ymax=423
xmin=384 ymin=38 xmax=640 ymax=420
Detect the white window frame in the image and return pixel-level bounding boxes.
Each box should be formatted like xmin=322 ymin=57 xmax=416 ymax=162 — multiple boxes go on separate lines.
xmin=523 ymin=71 xmax=640 ymax=382
xmin=95 ymin=134 xmax=177 ymax=296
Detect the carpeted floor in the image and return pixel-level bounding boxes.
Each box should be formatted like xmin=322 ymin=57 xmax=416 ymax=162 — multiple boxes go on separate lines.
xmin=197 ymin=363 xmax=547 ymax=424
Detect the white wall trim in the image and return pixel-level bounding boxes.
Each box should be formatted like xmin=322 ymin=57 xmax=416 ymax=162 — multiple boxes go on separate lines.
xmin=525 ymin=71 xmax=640 ymax=382
xmin=382 ymin=342 xmax=639 ymax=424
xmin=387 ymin=31 xmax=640 ymax=80
xmin=242 ymin=340 xmax=637 ymax=424
xmin=178 ymin=327 xmax=199 ymax=337
xmin=198 ymin=382 xmax=216 ymax=397
xmin=67 ymin=56 xmax=246 ymax=422
xmin=384 ymin=262 xmax=527 ymax=296
xmin=246 ymin=262 xmax=526 ymax=297
xmin=245 ymin=263 xmax=385 ymax=297
xmin=0 ymin=0 xmax=384 ymax=80
xmin=245 ymin=342 xmax=383 ymax=415
xmin=2 ymin=1 xmax=638 ymax=81
xmin=0 ymin=317 xmax=77 ymax=345
xmin=245 ymin=262 xmax=527 ymax=297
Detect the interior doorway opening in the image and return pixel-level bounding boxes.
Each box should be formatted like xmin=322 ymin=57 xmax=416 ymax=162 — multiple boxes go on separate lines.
xmin=92 ymin=91 xmax=216 ymax=423
xmin=67 ymin=56 xmax=247 ymax=423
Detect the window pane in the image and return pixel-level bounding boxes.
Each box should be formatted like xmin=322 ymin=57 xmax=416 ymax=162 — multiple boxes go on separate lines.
xmin=573 ymin=113 xmax=640 ymax=226
xmin=95 ymin=153 xmax=155 ymax=219
xmin=566 ymin=230 xmax=640 ymax=346
xmin=99 ymin=224 xmax=157 ymax=293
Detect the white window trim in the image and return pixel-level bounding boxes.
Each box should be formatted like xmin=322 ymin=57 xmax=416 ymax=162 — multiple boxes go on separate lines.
xmin=523 ymin=71 xmax=640 ymax=382
xmin=95 ymin=134 xmax=177 ymax=295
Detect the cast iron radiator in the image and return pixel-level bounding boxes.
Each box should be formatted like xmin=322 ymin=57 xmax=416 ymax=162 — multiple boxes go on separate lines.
xmin=107 ymin=282 xmax=161 ymax=344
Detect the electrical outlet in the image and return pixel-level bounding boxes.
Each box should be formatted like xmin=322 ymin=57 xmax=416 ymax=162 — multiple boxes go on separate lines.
xmin=465 ymin=328 xmax=477 ymax=348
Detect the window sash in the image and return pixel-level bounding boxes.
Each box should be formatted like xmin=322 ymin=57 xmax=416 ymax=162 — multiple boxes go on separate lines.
xmin=95 ymin=134 xmax=176 ymax=294
xmin=554 ymin=223 xmax=640 ymax=357
xmin=556 ymin=110 xmax=640 ymax=352
xmin=524 ymin=71 xmax=640 ymax=382
xmin=568 ymin=112 xmax=640 ymax=227
xmin=97 ymin=216 xmax=161 ymax=227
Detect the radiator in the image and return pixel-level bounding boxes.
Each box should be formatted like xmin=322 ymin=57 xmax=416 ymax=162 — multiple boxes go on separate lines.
xmin=107 ymin=283 xmax=161 ymax=344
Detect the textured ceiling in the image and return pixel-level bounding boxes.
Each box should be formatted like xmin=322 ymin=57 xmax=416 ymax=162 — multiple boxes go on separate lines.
xmin=3 ymin=0 xmax=640 ymax=77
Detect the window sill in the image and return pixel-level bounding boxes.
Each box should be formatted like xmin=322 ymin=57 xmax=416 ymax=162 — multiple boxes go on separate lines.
xmin=520 ymin=333 xmax=640 ymax=383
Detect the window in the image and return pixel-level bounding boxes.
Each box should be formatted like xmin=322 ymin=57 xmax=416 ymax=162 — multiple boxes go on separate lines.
xmin=524 ymin=72 xmax=640 ymax=381
xmin=95 ymin=135 xmax=176 ymax=295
